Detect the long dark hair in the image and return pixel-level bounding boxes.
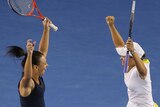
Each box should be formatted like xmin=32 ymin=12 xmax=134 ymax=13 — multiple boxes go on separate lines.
xmin=6 ymin=46 xmax=44 ymax=68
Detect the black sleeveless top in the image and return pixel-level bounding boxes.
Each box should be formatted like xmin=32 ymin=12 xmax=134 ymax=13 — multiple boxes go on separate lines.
xmin=18 ymin=77 xmax=45 ymax=107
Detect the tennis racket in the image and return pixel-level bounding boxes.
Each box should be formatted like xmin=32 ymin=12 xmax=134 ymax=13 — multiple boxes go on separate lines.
xmin=123 ymin=0 xmax=136 ymax=73
xmin=7 ymin=0 xmax=58 ymax=31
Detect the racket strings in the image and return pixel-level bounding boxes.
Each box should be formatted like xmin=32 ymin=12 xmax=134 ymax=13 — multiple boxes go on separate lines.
xmin=9 ymin=0 xmax=34 ymax=15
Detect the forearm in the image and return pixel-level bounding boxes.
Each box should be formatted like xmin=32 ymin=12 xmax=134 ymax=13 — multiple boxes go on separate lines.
xmin=39 ymin=27 xmax=50 ymax=57
xmin=108 ymin=24 xmax=125 ymax=47
xmin=23 ymin=54 xmax=32 ymax=79
xmin=132 ymin=52 xmax=147 ymax=78
xmin=23 ymin=54 xmax=33 ymax=87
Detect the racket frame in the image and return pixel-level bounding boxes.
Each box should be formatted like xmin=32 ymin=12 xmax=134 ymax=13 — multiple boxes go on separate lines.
xmin=8 ymin=0 xmax=58 ymax=31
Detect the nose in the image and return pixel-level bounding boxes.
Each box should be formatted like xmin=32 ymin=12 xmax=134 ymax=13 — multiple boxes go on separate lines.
xmin=46 ymin=63 xmax=48 ymax=67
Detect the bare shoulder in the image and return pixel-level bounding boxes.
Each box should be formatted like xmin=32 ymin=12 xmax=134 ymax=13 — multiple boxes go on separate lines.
xmin=19 ymin=78 xmax=35 ymax=97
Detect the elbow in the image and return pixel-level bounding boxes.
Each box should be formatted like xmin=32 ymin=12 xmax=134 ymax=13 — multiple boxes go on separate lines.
xmin=22 ymin=77 xmax=32 ymax=82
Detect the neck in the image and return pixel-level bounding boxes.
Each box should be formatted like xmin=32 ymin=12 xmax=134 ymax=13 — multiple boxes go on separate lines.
xmin=127 ymin=65 xmax=135 ymax=72
xmin=32 ymin=74 xmax=40 ymax=84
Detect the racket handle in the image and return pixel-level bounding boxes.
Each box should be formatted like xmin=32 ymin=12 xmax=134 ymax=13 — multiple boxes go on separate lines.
xmin=49 ymin=23 xmax=58 ymax=31
xmin=43 ymin=18 xmax=58 ymax=31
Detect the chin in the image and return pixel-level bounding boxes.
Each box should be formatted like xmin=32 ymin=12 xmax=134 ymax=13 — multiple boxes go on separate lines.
xmin=42 ymin=70 xmax=45 ymax=75
xmin=40 ymin=72 xmax=44 ymax=77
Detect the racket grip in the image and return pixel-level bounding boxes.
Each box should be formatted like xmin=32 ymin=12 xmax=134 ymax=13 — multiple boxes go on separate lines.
xmin=49 ymin=23 xmax=58 ymax=31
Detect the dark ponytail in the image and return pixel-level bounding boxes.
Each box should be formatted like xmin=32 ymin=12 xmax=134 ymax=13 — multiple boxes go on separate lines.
xmin=6 ymin=46 xmax=44 ymax=68
xmin=6 ymin=46 xmax=26 ymax=58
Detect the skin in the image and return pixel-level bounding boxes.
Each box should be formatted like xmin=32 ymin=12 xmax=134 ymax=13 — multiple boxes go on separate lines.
xmin=106 ymin=16 xmax=147 ymax=79
xmin=19 ymin=18 xmax=51 ymax=97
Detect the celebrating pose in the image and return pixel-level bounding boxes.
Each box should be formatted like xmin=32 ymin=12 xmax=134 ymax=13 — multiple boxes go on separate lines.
xmin=106 ymin=16 xmax=158 ymax=107
xmin=6 ymin=18 xmax=52 ymax=107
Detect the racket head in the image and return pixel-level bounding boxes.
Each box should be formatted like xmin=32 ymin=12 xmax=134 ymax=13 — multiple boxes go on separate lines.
xmin=128 ymin=0 xmax=136 ymax=38
xmin=8 ymin=0 xmax=36 ymax=17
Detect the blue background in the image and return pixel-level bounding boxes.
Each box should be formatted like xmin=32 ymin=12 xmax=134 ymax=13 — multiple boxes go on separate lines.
xmin=0 ymin=0 xmax=160 ymax=106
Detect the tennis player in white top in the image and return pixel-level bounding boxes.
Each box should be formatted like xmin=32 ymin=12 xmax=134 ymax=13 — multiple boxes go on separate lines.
xmin=106 ymin=16 xmax=158 ymax=107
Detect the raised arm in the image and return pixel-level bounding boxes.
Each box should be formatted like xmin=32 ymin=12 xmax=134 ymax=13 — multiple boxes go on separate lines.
xmin=19 ymin=39 xmax=36 ymax=97
xmin=106 ymin=16 xmax=125 ymax=47
xmin=126 ymin=38 xmax=147 ymax=79
xmin=39 ymin=18 xmax=52 ymax=57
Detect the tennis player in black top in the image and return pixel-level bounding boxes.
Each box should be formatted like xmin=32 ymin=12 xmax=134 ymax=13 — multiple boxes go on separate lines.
xmin=6 ymin=18 xmax=52 ymax=107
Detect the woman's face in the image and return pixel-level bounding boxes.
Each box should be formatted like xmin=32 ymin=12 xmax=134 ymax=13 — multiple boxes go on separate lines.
xmin=120 ymin=56 xmax=126 ymax=66
xmin=37 ymin=55 xmax=48 ymax=76
xmin=120 ymin=56 xmax=134 ymax=67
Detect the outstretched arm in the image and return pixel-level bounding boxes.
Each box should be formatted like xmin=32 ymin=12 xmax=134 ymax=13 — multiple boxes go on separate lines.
xmin=19 ymin=39 xmax=36 ymax=97
xmin=106 ymin=16 xmax=125 ymax=47
xmin=39 ymin=18 xmax=52 ymax=57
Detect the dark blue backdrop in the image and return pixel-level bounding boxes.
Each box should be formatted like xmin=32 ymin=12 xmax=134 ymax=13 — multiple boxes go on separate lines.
xmin=0 ymin=0 xmax=160 ymax=107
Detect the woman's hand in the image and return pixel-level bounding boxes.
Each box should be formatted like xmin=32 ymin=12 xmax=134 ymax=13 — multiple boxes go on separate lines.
xmin=126 ymin=38 xmax=134 ymax=53
xmin=26 ymin=39 xmax=36 ymax=55
xmin=106 ymin=16 xmax=115 ymax=26
xmin=42 ymin=17 xmax=52 ymax=30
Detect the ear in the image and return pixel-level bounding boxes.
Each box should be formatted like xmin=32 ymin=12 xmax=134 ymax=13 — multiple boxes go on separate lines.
xmin=33 ymin=65 xmax=38 ymax=70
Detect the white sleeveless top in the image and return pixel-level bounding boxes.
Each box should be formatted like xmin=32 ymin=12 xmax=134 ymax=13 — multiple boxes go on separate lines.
xmin=124 ymin=59 xmax=154 ymax=107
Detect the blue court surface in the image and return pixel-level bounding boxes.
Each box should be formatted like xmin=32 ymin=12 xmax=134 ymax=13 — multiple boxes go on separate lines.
xmin=0 ymin=0 xmax=160 ymax=107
